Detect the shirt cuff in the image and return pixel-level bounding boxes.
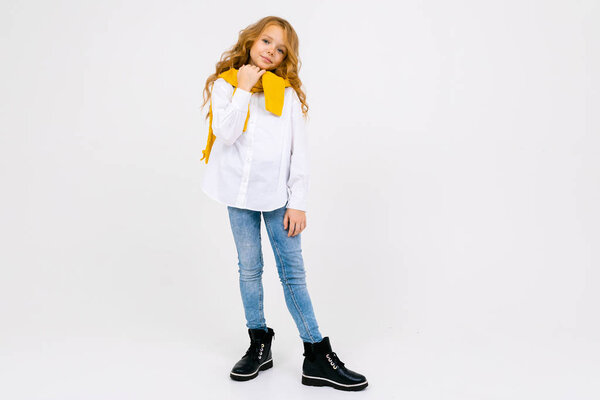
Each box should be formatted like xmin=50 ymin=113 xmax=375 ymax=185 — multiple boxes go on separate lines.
xmin=286 ymin=193 xmax=307 ymax=212
xmin=231 ymin=87 xmax=252 ymax=112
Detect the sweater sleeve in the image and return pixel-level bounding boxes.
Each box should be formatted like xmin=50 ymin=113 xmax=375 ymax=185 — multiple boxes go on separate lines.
xmin=210 ymin=78 xmax=252 ymax=146
xmin=286 ymin=90 xmax=309 ymax=212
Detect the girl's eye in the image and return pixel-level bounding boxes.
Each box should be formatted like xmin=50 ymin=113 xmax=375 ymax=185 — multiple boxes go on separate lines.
xmin=263 ymin=39 xmax=285 ymax=55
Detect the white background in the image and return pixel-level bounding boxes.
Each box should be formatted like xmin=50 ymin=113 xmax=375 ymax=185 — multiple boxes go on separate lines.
xmin=1 ymin=0 xmax=598 ymax=399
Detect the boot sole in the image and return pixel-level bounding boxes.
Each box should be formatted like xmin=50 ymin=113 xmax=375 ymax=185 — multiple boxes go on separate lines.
xmin=302 ymin=374 xmax=368 ymax=391
xmin=230 ymin=358 xmax=273 ymax=381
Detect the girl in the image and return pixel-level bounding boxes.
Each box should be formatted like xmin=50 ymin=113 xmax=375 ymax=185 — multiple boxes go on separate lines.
xmin=199 ymin=16 xmax=368 ymax=391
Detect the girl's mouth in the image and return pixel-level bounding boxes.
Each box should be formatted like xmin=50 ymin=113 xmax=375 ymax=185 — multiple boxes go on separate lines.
xmin=261 ymin=56 xmax=271 ymax=63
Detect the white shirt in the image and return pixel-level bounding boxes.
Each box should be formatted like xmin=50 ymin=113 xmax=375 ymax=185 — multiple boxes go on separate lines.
xmin=201 ymin=77 xmax=309 ymax=212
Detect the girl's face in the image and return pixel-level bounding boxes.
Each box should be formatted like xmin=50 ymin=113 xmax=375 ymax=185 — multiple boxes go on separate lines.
xmin=249 ymin=24 xmax=287 ymax=71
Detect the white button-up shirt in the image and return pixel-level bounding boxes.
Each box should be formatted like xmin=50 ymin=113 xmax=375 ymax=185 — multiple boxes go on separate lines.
xmin=201 ymin=77 xmax=309 ymax=212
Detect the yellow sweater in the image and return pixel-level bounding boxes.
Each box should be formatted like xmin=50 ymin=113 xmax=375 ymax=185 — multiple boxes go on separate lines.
xmin=200 ymin=67 xmax=292 ymax=164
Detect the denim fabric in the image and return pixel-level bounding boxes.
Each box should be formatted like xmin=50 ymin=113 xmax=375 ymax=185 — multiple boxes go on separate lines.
xmin=227 ymin=202 xmax=323 ymax=343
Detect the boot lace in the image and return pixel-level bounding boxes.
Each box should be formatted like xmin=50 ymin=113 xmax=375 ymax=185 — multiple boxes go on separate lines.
xmin=244 ymin=341 xmax=265 ymax=361
xmin=325 ymin=351 xmax=345 ymax=369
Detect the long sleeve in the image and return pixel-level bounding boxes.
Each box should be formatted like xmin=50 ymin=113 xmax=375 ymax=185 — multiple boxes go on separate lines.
xmin=286 ymin=90 xmax=309 ymax=212
xmin=211 ymin=78 xmax=252 ymax=146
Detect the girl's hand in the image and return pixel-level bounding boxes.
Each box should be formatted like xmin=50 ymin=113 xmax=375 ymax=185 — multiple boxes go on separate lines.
xmin=237 ymin=64 xmax=266 ymax=92
xmin=284 ymin=208 xmax=306 ymax=237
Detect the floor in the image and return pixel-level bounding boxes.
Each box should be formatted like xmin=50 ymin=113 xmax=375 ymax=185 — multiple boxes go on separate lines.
xmin=1 ymin=328 xmax=597 ymax=400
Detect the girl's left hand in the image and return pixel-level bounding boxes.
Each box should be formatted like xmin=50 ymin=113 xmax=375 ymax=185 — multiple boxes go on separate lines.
xmin=283 ymin=208 xmax=306 ymax=237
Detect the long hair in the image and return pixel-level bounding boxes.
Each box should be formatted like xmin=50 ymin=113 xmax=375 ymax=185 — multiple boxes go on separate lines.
xmin=200 ymin=16 xmax=308 ymax=123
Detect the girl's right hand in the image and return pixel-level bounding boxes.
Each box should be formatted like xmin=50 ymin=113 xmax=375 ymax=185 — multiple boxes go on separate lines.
xmin=237 ymin=64 xmax=266 ymax=92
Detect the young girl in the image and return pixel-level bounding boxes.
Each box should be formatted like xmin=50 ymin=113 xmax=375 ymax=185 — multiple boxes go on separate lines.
xmin=199 ymin=16 xmax=368 ymax=391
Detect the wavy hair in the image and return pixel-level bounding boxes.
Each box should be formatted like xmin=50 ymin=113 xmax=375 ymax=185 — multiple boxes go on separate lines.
xmin=200 ymin=16 xmax=308 ymax=122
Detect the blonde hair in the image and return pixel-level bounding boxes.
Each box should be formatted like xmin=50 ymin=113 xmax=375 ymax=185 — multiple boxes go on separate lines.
xmin=200 ymin=16 xmax=308 ymax=123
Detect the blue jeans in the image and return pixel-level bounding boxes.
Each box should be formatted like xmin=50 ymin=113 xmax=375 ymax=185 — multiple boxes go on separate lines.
xmin=227 ymin=203 xmax=323 ymax=344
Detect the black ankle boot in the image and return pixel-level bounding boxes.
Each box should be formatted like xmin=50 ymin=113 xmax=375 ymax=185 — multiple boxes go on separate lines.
xmin=301 ymin=336 xmax=368 ymax=391
xmin=230 ymin=327 xmax=275 ymax=381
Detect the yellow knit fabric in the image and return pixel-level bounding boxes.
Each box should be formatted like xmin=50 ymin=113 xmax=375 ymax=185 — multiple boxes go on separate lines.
xmin=200 ymin=67 xmax=292 ymax=164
